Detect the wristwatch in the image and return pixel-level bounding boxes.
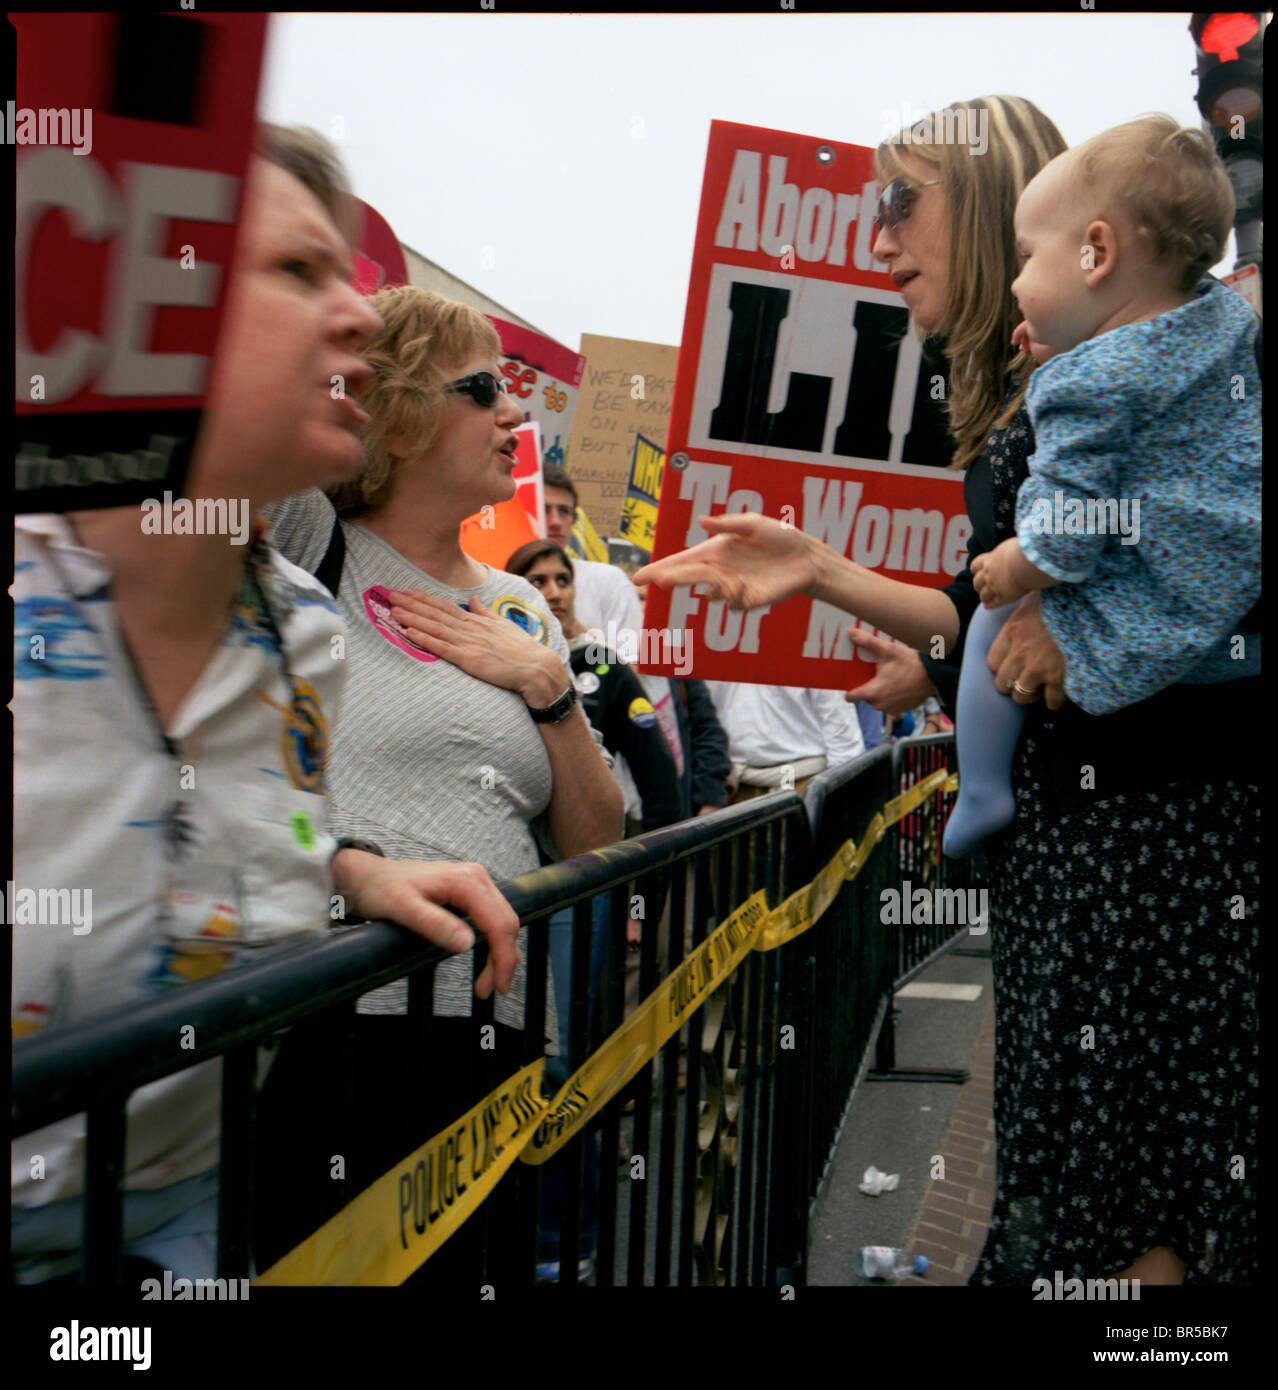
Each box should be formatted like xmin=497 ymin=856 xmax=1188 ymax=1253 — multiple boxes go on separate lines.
xmin=528 ymin=683 xmax=577 ymax=724
xmin=330 ymin=837 xmax=385 ymax=926
xmin=333 ymin=837 xmax=385 ymax=859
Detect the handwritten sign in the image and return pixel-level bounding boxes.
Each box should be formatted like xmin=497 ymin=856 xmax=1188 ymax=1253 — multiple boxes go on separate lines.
xmin=566 ymin=334 xmax=679 ymax=537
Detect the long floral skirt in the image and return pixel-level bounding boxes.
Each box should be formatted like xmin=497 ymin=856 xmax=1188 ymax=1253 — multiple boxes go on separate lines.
xmin=970 ymin=735 xmax=1260 ymax=1285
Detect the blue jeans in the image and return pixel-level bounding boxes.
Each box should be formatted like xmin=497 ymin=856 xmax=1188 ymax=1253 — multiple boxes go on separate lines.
xmin=12 ymin=1168 xmax=222 ymax=1284
xmin=538 ymin=897 xmax=611 ymax=1263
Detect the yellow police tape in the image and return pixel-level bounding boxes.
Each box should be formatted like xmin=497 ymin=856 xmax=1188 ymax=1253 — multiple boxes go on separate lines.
xmin=256 ymin=767 xmax=958 ymax=1285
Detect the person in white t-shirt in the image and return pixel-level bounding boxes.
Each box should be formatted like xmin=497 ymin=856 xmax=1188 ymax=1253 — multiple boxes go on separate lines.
xmin=708 ymin=682 xmax=866 ymax=802
xmin=12 ymin=126 xmax=520 ymax=1286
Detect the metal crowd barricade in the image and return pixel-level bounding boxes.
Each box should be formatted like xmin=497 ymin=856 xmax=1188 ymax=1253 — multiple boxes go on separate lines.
xmin=12 ymin=733 xmax=973 ymax=1289
xmin=868 ymin=733 xmax=981 ymax=1086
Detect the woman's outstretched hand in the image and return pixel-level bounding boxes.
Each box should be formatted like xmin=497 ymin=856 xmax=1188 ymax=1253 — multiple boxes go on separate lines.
xmin=633 ymin=512 xmax=820 ymax=611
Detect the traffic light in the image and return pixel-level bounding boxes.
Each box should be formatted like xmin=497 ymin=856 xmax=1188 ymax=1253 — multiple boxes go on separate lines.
xmin=1189 ymin=12 xmax=1265 ymax=275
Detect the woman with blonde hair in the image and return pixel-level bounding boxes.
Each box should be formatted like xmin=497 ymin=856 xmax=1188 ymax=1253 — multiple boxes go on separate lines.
xmin=258 ymin=285 xmax=622 ymax=1276
xmin=639 ymin=95 xmax=1259 ymax=1286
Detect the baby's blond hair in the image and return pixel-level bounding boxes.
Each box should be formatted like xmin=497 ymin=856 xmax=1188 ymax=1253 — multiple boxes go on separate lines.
xmin=1064 ymin=114 xmax=1233 ymax=291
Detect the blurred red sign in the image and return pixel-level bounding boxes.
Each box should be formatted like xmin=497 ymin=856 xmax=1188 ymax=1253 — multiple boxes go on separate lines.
xmin=352 ymin=198 xmax=409 ymax=295
xmin=511 ymin=422 xmax=545 ymax=534
xmin=14 ymin=11 xmax=267 ymax=511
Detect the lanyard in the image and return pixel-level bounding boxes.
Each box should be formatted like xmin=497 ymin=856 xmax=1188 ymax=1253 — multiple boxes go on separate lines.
xmin=40 ymin=518 xmax=311 ymax=860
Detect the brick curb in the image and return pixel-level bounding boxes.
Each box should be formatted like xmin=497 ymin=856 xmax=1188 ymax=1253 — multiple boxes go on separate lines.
xmin=900 ymin=995 xmax=997 ymax=1286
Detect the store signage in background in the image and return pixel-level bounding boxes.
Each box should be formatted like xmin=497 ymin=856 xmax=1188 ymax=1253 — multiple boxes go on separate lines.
xmin=641 ymin=120 xmax=967 ymax=692
xmin=617 ymin=434 xmax=666 ymax=556
xmin=351 ymin=198 xmax=409 ymax=294
xmin=1222 ymin=264 xmax=1261 ymax=317
xmin=566 ymin=334 xmax=679 ymax=538
xmin=488 ymin=316 xmax=584 ymax=485
xmin=14 ymin=10 xmax=267 ymax=513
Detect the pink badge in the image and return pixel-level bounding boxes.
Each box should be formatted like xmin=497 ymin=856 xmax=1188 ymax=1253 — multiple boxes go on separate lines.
xmin=363 ymin=585 xmax=440 ymax=662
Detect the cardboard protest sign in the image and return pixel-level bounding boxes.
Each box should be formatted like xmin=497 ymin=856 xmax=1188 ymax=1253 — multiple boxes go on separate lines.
xmin=566 ymin=334 xmax=679 ymax=537
xmin=488 ymin=317 xmax=584 ymax=488
xmin=617 ymin=434 xmax=665 ymax=556
xmin=14 ymin=11 xmax=267 ymax=512
xmin=642 ymin=120 xmax=965 ymax=691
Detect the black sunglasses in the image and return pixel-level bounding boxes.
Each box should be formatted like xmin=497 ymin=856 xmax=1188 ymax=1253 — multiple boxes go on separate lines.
xmin=874 ymin=177 xmax=942 ymax=234
xmin=444 ymin=370 xmax=504 ymax=407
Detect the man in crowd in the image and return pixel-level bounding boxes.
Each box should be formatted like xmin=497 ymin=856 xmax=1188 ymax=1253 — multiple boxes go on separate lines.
xmin=709 ymin=682 xmax=866 ymax=802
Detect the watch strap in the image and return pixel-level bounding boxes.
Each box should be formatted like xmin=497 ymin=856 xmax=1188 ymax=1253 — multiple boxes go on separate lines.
xmin=528 ymin=683 xmax=577 ymax=724
xmin=334 ymin=837 xmax=385 ymax=858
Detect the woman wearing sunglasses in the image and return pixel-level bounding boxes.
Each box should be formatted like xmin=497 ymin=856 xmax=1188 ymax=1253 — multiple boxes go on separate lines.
xmin=638 ymin=95 xmax=1258 ymax=1287
xmin=258 ymin=286 xmax=622 ymax=1277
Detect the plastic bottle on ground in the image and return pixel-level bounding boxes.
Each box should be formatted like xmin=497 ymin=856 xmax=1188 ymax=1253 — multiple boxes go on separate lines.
xmin=855 ymin=1246 xmax=929 ymax=1281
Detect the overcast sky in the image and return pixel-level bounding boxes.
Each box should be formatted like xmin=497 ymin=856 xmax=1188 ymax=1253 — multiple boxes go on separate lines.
xmin=259 ymin=10 xmax=1237 ymax=350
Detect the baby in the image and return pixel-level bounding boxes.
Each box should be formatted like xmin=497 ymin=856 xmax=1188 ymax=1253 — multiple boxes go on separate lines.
xmin=943 ymin=114 xmax=1261 ymax=858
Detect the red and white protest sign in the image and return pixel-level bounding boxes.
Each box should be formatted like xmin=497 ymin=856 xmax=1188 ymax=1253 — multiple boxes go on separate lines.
xmin=1222 ymin=263 xmax=1261 ymax=318
xmin=458 ymin=421 xmax=544 ymax=568
xmin=488 ymin=317 xmax=584 ymax=482
xmin=511 ymin=421 xmax=545 ymax=535
xmin=642 ymin=121 xmax=968 ymax=691
xmin=14 ymin=11 xmax=267 ymax=512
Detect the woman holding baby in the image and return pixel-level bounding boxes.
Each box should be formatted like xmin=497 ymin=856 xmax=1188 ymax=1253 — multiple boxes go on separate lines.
xmin=639 ymin=96 xmax=1260 ymax=1285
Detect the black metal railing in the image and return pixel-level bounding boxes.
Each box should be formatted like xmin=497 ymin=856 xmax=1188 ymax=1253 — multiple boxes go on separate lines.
xmin=12 ymin=733 xmax=975 ymax=1289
